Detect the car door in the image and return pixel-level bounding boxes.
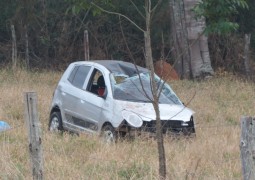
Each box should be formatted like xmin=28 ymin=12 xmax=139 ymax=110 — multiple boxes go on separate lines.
xmin=61 ymin=65 xmax=94 ymax=131
xmin=79 ymin=67 xmax=107 ymax=130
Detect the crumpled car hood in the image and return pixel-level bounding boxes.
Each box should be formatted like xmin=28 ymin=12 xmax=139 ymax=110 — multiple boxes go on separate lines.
xmin=117 ymin=100 xmax=194 ymax=122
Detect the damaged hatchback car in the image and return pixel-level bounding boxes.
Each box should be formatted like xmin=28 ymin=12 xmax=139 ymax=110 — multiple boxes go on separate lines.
xmin=49 ymin=60 xmax=195 ymax=141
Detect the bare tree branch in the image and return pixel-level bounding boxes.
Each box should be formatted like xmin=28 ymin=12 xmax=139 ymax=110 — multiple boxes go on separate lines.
xmin=129 ymin=0 xmax=145 ymax=19
xmin=151 ymin=0 xmax=162 ymax=16
xmin=91 ymin=2 xmax=145 ymax=33
xmin=119 ymin=16 xmax=152 ymax=101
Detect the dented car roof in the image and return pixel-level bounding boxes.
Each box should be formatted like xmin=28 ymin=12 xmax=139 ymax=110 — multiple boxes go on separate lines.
xmin=93 ymin=60 xmax=148 ymax=76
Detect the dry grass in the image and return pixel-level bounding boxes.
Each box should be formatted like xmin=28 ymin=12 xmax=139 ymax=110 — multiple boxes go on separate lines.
xmin=0 ymin=68 xmax=254 ymax=179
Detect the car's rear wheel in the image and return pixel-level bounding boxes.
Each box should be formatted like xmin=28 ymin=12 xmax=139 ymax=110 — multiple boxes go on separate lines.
xmin=49 ymin=111 xmax=63 ymax=132
xmin=101 ymin=124 xmax=116 ymax=143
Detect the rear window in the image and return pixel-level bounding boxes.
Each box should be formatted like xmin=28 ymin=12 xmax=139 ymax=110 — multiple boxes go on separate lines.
xmin=68 ymin=66 xmax=79 ymax=83
xmin=68 ymin=65 xmax=91 ymax=89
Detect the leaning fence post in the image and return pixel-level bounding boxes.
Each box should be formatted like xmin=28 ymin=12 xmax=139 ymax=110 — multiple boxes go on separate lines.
xmin=24 ymin=92 xmax=43 ymax=180
xmin=240 ymin=116 xmax=255 ymax=180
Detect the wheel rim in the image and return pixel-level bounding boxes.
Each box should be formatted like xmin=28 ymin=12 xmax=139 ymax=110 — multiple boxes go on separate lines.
xmin=103 ymin=130 xmax=114 ymax=143
xmin=50 ymin=116 xmax=59 ymax=131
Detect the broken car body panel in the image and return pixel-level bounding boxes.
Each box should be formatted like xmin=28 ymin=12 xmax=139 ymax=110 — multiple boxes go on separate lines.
xmin=117 ymin=101 xmax=194 ymax=122
xmin=50 ymin=60 xmax=195 ymax=135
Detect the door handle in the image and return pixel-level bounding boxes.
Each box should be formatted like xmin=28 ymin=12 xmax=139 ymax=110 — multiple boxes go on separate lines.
xmin=80 ymin=100 xmax=85 ymax=104
xmin=62 ymin=92 xmax=66 ymax=96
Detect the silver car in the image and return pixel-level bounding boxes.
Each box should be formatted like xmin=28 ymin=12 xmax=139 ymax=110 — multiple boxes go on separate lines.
xmin=49 ymin=60 xmax=195 ymax=141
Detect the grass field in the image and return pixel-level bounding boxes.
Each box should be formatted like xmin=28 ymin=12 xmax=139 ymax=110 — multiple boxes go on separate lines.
xmin=0 ymin=68 xmax=254 ymax=179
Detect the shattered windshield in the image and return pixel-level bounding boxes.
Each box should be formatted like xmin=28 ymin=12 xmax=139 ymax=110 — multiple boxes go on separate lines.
xmin=110 ymin=72 xmax=182 ymax=105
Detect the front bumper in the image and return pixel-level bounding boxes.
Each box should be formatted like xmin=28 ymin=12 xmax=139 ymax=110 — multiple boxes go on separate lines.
xmin=141 ymin=119 xmax=195 ymax=135
xmin=119 ymin=117 xmax=195 ymax=135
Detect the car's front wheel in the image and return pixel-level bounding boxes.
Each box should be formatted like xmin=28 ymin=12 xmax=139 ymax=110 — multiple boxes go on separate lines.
xmin=101 ymin=124 xmax=116 ymax=143
xmin=49 ymin=111 xmax=63 ymax=132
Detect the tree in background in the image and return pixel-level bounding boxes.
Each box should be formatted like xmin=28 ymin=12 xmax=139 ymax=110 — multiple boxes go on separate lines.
xmin=170 ymin=0 xmax=248 ymax=79
xmin=0 ymin=0 xmax=253 ymax=76
xmin=0 ymin=0 xmax=17 ymax=64
xmin=238 ymin=0 xmax=255 ymax=41
xmin=193 ymin=0 xmax=248 ymax=73
xmin=185 ymin=0 xmax=214 ymax=78
xmin=170 ymin=0 xmax=214 ymax=79
xmin=170 ymin=0 xmax=191 ymax=79
xmin=237 ymin=0 xmax=255 ymax=76
xmin=0 ymin=0 xmax=171 ymax=69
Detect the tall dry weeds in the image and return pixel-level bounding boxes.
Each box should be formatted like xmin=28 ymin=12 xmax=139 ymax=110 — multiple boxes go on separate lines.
xmin=0 ymin=69 xmax=254 ymax=179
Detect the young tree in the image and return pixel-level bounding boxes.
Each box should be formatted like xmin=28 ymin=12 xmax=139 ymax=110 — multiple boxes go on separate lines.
xmin=143 ymin=1 xmax=166 ymax=178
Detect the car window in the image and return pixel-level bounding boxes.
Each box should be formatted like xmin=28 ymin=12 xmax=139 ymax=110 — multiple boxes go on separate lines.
xmin=68 ymin=66 xmax=79 ymax=83
xmin=87 ymin=69 xmax=105 ymax=95
xmin=70 ymin=65 xmax=91 ymax=89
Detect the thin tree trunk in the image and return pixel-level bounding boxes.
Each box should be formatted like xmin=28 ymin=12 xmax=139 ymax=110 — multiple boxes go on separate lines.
xmin=170 ymin=0 xmax=214 ymax=79
xmin=144 ymin=1 xmax=166 ymax=179
xmin=199 ymin=35 xmax=213 ymax=75
xmin=244 ymin=33 xmax=251 ymax=78
xmin=184 ymin=0 xmax=214 ymax=78
xmin=184 ymin=0 xmax=203 ymax=78
xmin=25 ymin=26 xmax=29 ymax=70
xmin=169 ymin=1 xmax=181 ymax=75
xmin=58 ymin=21 xmax=69 ymax=60
xmin=169 ymin=0 xmax=191 ymax=79
xmin=11 ymin=24 xmax=17 ymax=70
xmin=41 ymin=0 xmax=49 ymax=59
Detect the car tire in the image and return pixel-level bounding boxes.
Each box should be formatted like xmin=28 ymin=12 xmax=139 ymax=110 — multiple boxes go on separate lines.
xmin=49 ymin=111 xmax=63 ymax=132
xmin=101 ymin=124 xmax=116 ymax=143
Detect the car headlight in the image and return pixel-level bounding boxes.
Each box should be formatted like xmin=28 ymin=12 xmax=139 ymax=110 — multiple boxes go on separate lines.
xmin=122 ymin=110 xmax=143 ymax=128
xmin=181 ymin=122 xmax=189 ymax=126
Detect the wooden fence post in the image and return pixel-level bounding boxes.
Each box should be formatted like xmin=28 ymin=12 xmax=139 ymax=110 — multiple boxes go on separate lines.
xmin=11 ymin=24 xmax=17 ymax=70
xmin=24 ymin=92 xmax=43 ymax=180
xmin=25 ymin=25 xmax=30 ymax=70
xmin=240 ymin=116 xmax=255 ymax=180
xmin=244 ymin=34 xmax=251 ymax=78
xmin=84 ymin=30 xmax=90 ymax=61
